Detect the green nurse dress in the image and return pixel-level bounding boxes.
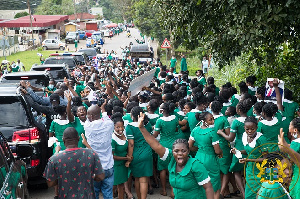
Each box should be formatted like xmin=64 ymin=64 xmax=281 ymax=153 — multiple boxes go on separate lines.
xmin=289 ymin=138 xmax=300 ymax=199
xmin=257 ymin=117 xmax=282 ymax=152
xmin=229 ymin=117 xmax=247 ymax=172
xmin=71 ymin=117 xmax=86 ymax=148
xmin=122 ymin=113 xmax=133 ymax=127
xmin=221 ymin=102 xmax=233 ymax=115
xmin=161 ymin=148 xmax=211 ymax=199
xmin=49 ymin=119 xmax=73 ymax=152
xmin=185 ymin=109 xmax=202 ymax=132
xmin=111 ymin=133 xmax=129 ymax=185
xmin=145 ymin=113 xmax=160 ymax=127
xmin=283 ymin=99 xmax=299 ymax=122
xmin=242 ymin=132 xmax=268 ymax=199
xmin=230 ymin=94 xmax=241 ymax=107
xmin=155 ymin=115 xmax=182 ymax=170
xmin=214 ymin=114 xmax=232 ymax=175
xmin=258 ymin=182 xmax=291 ymax=199
xmin=176 ymin=111 xmax=190 ymax=140
xmin=190 ymin=127 xmax=221 ymax=192
xmin=126 ymin=122 xmax=153 ymax=177
xmin=197 ymin=76 xmax=206 ymax=86
xmin=248 ymin=86 xmax=257 ymax=96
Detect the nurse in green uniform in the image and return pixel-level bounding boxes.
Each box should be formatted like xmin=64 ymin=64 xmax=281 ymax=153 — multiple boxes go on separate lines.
xmin=145 ymin=99 xmax=160 ymax=127
xmin=126 ymin=107 xmax=153 ymax=199
xmin=257 ymin=152 xmax=292 ymax=199
xmin=237 ymin=117 xmax=268 ymax=199
xmin=180 ymin=54 xmax=187 ymax=72
xmin=189 ymin=112 xmax=222 ymax=199
xmin=137 ymin=112 xmax=214 ymax=199
xmin=111 ymin=114 xmax=131 ymax=199
xmin=217 ymin=99 xmax=253 ymax=198
xmin=246 ymin=75 xmax=257 ymax=96
xmin=219 ymin=88 xmax=233 ymax=115
xmin=153 ymin=102 xmax=181 ymax=196
xmin=210 ymin=101 xmax=232 ymax=197
xmin=288 ymin=118 xmax=300 ymax=199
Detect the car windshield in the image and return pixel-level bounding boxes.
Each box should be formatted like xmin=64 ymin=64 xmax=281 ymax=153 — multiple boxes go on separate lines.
xmin=31 ymin=67 xmax=68 ymax=80
xmin=1 ymin=75 xmax=49 ymax=87
xmin=0 ymin=97 xmax=29 ymax=127
xmin=73 ymin=55 xmax=84 ymax=63
xmin=92 ymin=35 xmax=101 ymax=40
xmin=68 ymin=32 xmax=76 ymax=36
xmin=78 ymin=49 xmax=96 ymax=57
xmin=44 ymin=59 xmax=76 ymax=68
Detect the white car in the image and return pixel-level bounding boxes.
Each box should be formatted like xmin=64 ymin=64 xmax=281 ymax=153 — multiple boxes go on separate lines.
xmin=42 ymin=39 xmax=65 ymax=50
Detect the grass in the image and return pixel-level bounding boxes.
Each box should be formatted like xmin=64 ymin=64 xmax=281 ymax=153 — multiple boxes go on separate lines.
xmin=159 ymin=47 xmax=201 ymax=75
xmin=0 ymin=49 xmax=66 ymax=71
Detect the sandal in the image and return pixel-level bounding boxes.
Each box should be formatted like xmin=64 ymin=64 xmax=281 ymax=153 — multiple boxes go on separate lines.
xmin=160 ymin=190 xmax=167 ymax=196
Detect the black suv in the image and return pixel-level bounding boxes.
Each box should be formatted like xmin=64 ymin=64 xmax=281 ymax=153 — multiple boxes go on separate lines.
xmin=44 ymin=56 xmax=77 ymax=70
xmin=0 ymin=71 xmax=53 ymax=96
xmin=0 ymin=132 xmax=28 ymax=198
xmin=30 ymin=64 xmax=70 ymax=83
xmin=0 ymin=85 xmax=49 ymax=184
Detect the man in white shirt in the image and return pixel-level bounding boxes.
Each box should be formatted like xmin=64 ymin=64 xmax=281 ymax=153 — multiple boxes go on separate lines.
xmin=202 ymin=56 xmax=209 ymax=74
xmin=16 ymin=59 xmax=25 ymax=71
xmin=84 ymin=104 xmax=114 ymax=199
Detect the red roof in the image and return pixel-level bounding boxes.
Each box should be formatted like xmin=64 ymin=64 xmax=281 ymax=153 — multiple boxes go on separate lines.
xmin=0 ymin=15 xmax=69 ymax=28
xmin=69 ymin=13 xmax=96 ymax=21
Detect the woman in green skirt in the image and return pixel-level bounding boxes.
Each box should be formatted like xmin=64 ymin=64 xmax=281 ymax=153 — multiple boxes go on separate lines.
xmin=189 ymin=112 xmax=222 ymax=199
xmin=111 ymin=113 xmax=132 ymax=199
xmin=210 ymin=101 xmax=232 ymax=197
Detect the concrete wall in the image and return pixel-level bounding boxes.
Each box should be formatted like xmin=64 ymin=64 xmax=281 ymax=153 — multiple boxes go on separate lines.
xmin=0 ymin=9 xmax=29 ymax=20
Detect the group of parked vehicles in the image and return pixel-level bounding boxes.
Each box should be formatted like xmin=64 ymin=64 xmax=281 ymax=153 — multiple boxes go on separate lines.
xmin=0 ymin=49 xmax=99 ymax=196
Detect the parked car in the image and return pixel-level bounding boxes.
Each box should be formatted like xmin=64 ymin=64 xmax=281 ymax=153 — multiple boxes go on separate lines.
xmin=65 ymin=32 xmax=79 ymax=44
xmin=42 ymin=39 xmax=65 ymax=51
xmin=77 ymin=31 xmax=86 ymax=40
xmin=78 ymin=48 xmax=97 ymax=60
xmin=0 ymin=71 xmax=52 ymax=96
xmin=92 ymin=32 xmax=105 ymax=46
xmin=30 ymin=64 xmax=70 ymax=83
xmin=44 ymin=56 xmax=77 ymax=70
xmin=102 ymin=29 xmax=110 ymax=37
xmin=0 ymin=85 xmax=49 ymax=185
xmin=0 ymin=131 xmax=28 ymax=198
xmin=49 ymin=52 xmax=86 ymax=66
xmin=85 ymin=30 xmax=95 ymax=38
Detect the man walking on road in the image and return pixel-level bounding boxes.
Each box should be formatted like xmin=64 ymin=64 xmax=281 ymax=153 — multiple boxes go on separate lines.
xmin=44 ymin=127 xmax=105 ymax=199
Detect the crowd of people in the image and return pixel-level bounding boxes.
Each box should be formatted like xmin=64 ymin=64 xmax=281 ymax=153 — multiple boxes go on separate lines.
xmin=17 ymin=48 xmax=300 ymax=199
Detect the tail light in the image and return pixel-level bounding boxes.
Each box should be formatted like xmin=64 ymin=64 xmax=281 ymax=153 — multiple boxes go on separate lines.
xmin=31 ymin=159 xmax=40 ymax=167
xmin=12 ymin=127 xmax=39 ymax=142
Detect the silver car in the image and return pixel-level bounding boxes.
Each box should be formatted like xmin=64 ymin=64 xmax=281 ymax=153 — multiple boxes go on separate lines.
xmin=42 ymin=39 xmax=65 ymax=50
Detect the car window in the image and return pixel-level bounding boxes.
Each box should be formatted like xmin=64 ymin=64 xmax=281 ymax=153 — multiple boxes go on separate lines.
xmin=2 ymin=75 xmax=49 ymax=88
xmin=44 ymin=59 xmax=76 ymax=68
xmin=52 ymin=40 xmax=56 ymax=43
xmin=45 ymin=40 xmax=50 ymax=43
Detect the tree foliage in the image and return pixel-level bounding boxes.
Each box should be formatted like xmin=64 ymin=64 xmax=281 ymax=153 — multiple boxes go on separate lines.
xmin=14 ymin=12 xmax=29 ymax=19
xmin=35 ymin=0 xmax=74 ymax=15
xmin=131 ymin=0 xmax=169 ymax=43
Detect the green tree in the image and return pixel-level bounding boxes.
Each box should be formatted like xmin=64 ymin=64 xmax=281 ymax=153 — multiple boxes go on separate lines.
xmin=35 ymin=0 xmax=74 ymax=15
xmin=14 ymin=12 xmax=29 ymax=19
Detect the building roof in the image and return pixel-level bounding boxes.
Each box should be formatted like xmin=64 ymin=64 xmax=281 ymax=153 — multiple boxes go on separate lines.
xmin=69 ymin=13 xmax=96 ymax=21
xmin=0 ymin=15 xmax=68 ymax=28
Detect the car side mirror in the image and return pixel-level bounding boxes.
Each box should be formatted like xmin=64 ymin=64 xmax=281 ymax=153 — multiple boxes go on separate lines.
xmin=16 ymin=144 xmax=33 ymax=158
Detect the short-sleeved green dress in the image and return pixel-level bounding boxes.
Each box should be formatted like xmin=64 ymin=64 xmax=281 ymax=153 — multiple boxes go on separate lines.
xmin=126 ymin=122 xmax=153 ymax=177
xmin=49 ymin=119 xmax=73 ymax=152
xmin=257 ymin=117 xmax=282 ymax=152
xmin=229 ymin=117 xmax=247 ymax=172
xmin=145 ymin=113 xmax=160 ymax=127
xmin=230 ymin=94 xmax=241 ymax=108
xmin=161 ymin=148 xmax=211 ymax=199
xmin=155 ymin=115 xmax=182 ymax=170
xmin=71 ymin=117 xmax=86 ymax=148
xmin=283 ymin=99 xmax=299 ymax=122
xmin=221 ymin=102 xmax=233 ymax=115
xmin=176 ymin=111 xmax=190 ymax=140
xmin=190 ymin=127 xmax=221 ymax=192
xmin=242 ymin=132 xmax=268 ymax=199
xmin=185 ymin=109 xmax=202 ymax=132
xmin=248 ymin=86 xmax=257 ymax=96
xmin=122 ymin=113 xmax=133 ymax=127
xmin=111 ymin=133 xmax=129 ymax=185
xmin=214 ymin=114 xmax=232 ymax=175
xmin=289 ymin=138 xmax=300 ymax=199
xmin=197 ymin=76 xmax=206 ymax=86
xmin=257 ymin=182 xmax=291 ymax=199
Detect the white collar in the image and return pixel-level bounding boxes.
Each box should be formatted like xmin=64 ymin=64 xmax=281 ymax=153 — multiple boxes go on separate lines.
xmin=234 ymin=94 xmax=241 ymax=100
xmin=292 ymin=138 xmax=300 ymax=143
xmin=112 ymin=133 xmax=127 ymax=145
xmin=213 ymin=113 xmax=223 ymax=119
xmin=53 ymin=119 xmax=69 ymax=125
xmin=260 ymin=117 xmax=278 ymax=126
xmin=160 ymin=115 xmax=176 ymax=121
xmin=236 ymin=117 xmax=246 ymax=123
xmin=191 ymin=109 xmax=201 ymax=113
xmin=128 ymin=122 xmax=139 ymax=127
xmin=139 ymin=102 xmax=148 ymax=107
xmin=223 ymin=102 xmax=232 ymax=106
xmin=177 ymin=111 xmax=185 ymax=116
xmin=283 ymin=99 xmax=294 ymax=103
xmin=242 ymin=131 xmax=262 ymax=148
xmin=145 ymin=113 xmax=160 ymax=119
xmin=248 ymin=86 xmax=257 ymax=91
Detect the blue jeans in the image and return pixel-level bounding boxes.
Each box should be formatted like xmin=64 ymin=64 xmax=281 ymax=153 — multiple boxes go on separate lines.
xmin=94 ymin=167 xmax=114 ymax=199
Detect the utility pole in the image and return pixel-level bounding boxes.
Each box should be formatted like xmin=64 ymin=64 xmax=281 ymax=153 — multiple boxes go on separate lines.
xmin=27 ymin=0 xmax=34 ymax=49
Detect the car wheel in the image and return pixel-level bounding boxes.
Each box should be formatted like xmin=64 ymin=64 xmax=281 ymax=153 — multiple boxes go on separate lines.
xmin=43 ymin=46 xmax=47 ymax=50
xmin=59 ymin=46 xmax=64 ymax=51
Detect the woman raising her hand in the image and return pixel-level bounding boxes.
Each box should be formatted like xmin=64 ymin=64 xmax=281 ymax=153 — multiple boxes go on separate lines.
xmin=137 ymin=112 xmax=214 ymax=199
